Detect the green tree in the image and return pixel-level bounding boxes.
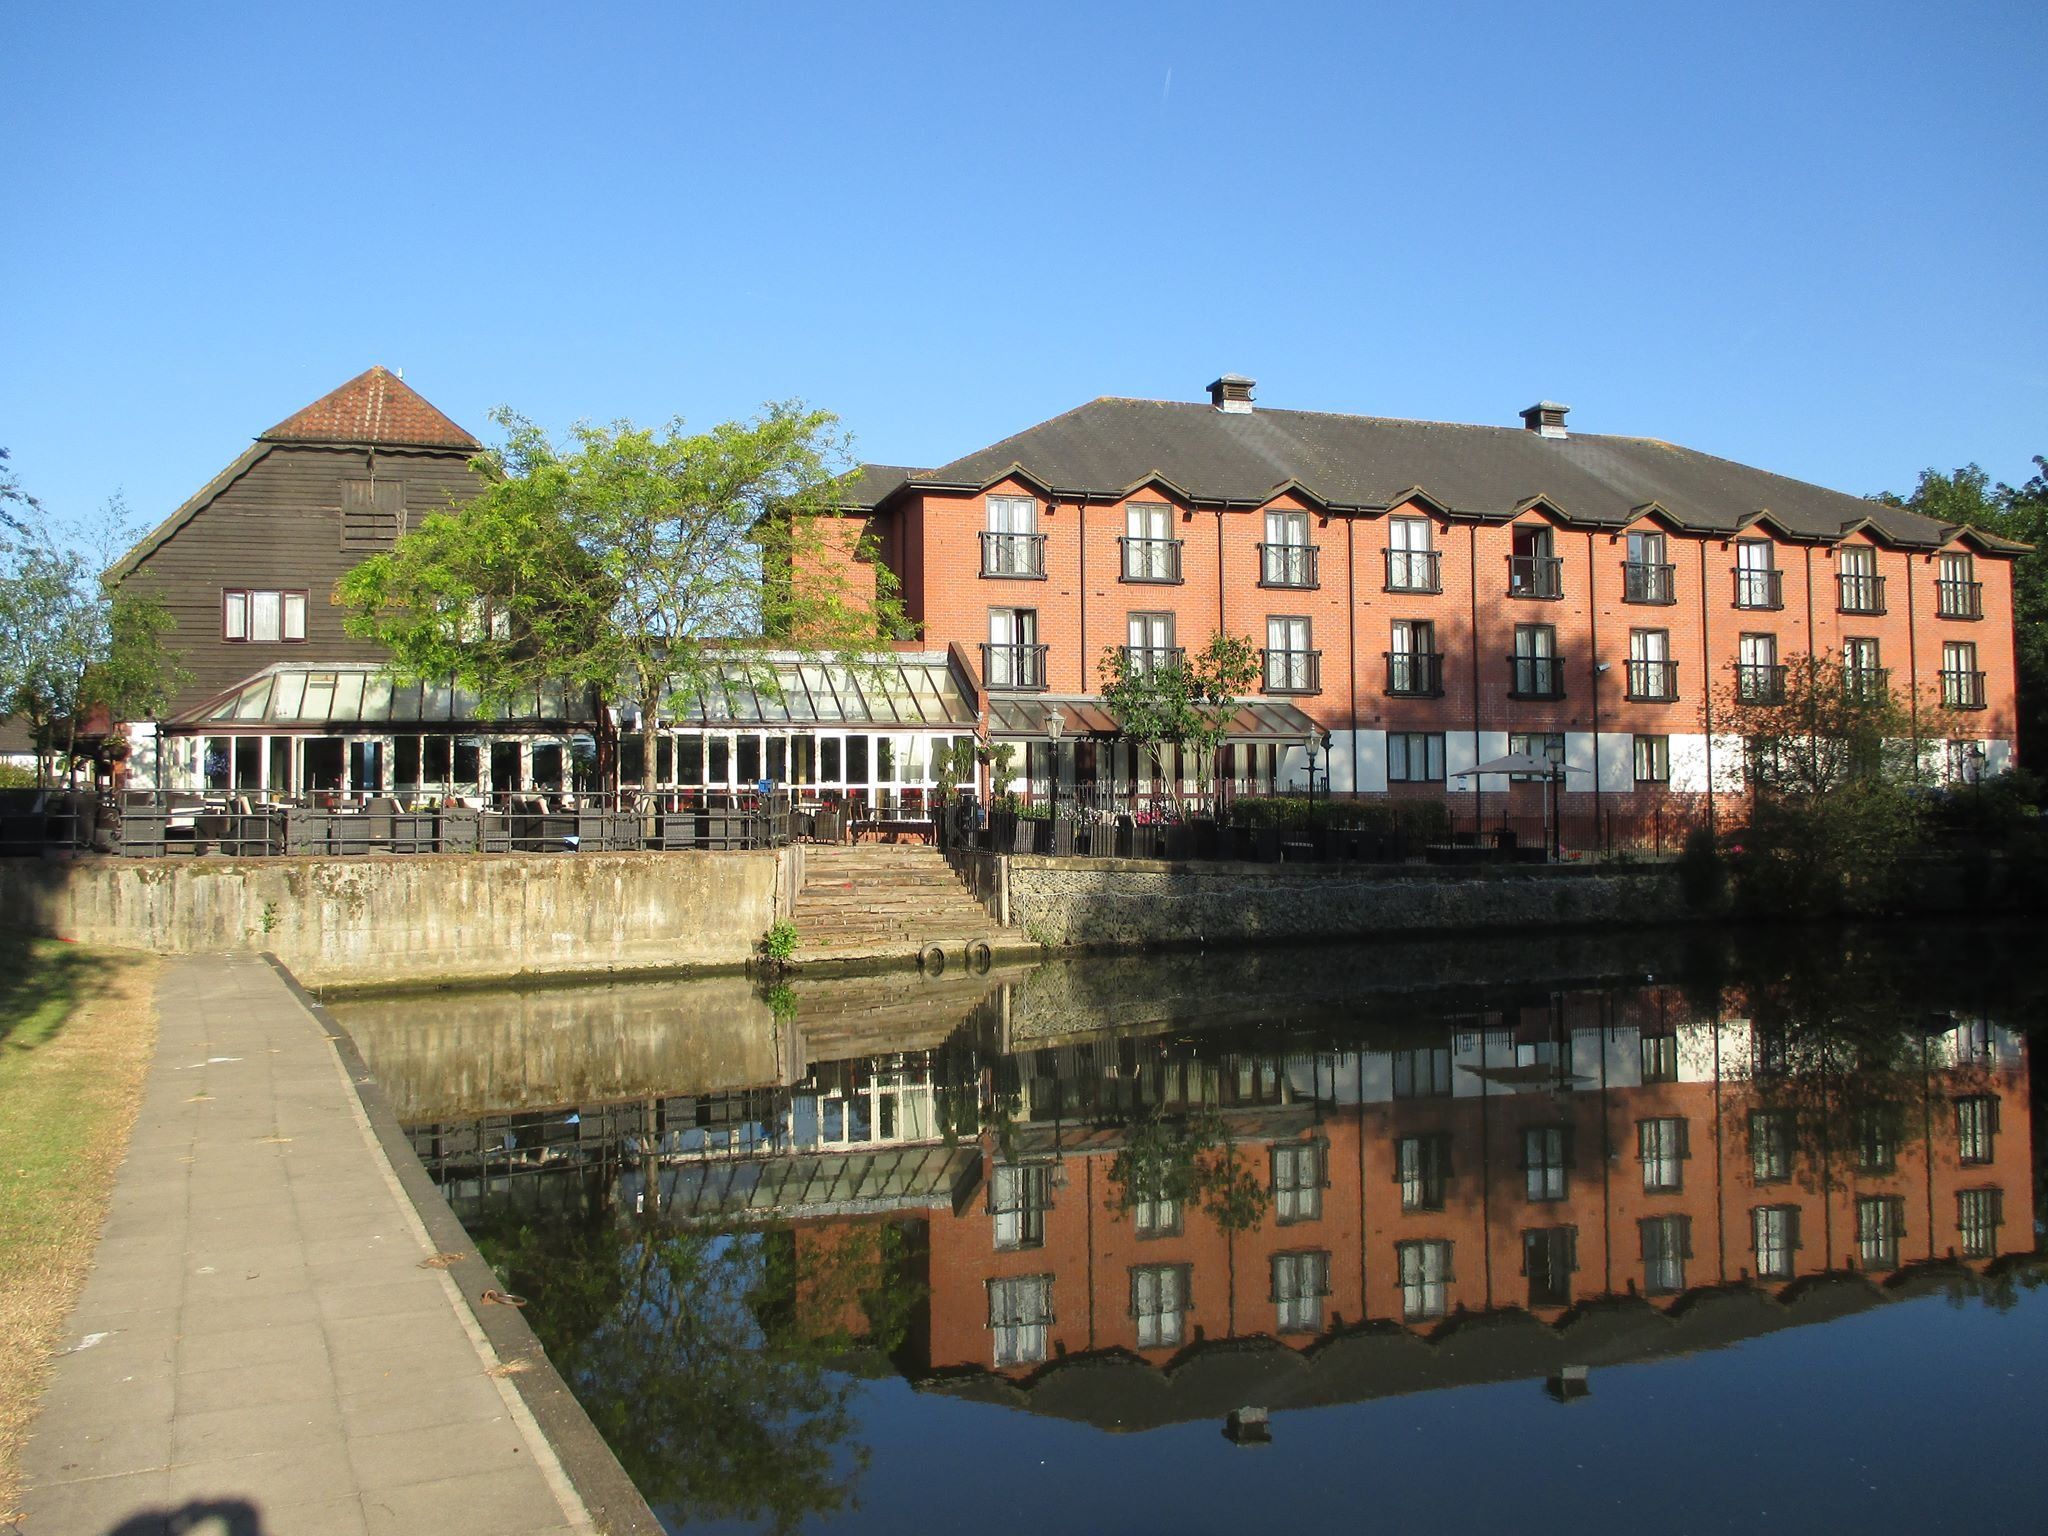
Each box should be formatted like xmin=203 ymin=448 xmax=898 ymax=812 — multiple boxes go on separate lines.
xmin=337 ymin=405 xmax=911 ymax=795
xmin=1715 ymin=652 xmax=1924 ymax=915
xmin=1 ymin=492 xmax=185 ymax=786
xmin=1879 ymin=459 xmax=2048 ymax=765
xmin=1096 ymin=631 xmax=1261 ymax=813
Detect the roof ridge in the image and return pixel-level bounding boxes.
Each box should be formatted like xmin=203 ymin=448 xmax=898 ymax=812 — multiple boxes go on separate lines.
xmin=259 ymin=364 xmax=480 ymax=451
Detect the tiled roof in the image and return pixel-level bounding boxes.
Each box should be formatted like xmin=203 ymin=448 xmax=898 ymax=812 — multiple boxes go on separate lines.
xmin=872 ymin=397 xmax=2024 ymax=552
xmin=259 ymin=365 xmax=480 ymax=451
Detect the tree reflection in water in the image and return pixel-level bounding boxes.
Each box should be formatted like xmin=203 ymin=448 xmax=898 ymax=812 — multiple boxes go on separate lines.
xmin=470 ymin=1199 xmax=920 ymax=1533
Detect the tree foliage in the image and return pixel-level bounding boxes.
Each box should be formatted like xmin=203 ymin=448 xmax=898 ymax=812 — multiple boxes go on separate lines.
xmin=337 ymin=404 xmax=912 ymax=792
xmin=1 ymin=487 xmax=187 ymax=785
xmin=1105 ymin=1109 xmax=1271 ymax=1235
xmin=1713 ymin=652 xmax=1923 ymax=915
xmin=1879 ymin=458 xmax=2048 ymax=762
xmin=1096 ymin=631 xmax=1261 ymax=807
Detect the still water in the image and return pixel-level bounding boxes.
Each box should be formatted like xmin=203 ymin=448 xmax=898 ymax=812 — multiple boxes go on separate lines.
xmin=331 ymin=926 xmax=2047 ymax=1536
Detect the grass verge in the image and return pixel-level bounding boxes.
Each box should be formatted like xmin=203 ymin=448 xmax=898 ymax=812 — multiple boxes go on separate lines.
xmin=0 ymin=933 xmax=158 ymax=1522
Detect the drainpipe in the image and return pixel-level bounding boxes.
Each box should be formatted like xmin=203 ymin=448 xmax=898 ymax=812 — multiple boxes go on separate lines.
xmin=1347 ymin=517 xmax=1359 ymax=794
xmin=1804 ymin=546 xmax=1818 ymax=664
xmin=1076 ymin=499 xmax=1086 ymax=698
xmin=1699 ymin=540 xmax=1716 ymax=834
xmin=1587 ymin=531 xmax=1602 ymax=846
xmin=1468 ymin=524 xmax=1483 ymax=835
xmin=1905 ymin=548 xmax=1922 ymax=778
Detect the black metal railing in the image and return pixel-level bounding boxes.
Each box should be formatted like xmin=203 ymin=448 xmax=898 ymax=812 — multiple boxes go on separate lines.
xmin=981 ymin=641 xmax=1049 ymax=691
xmin=1119 ymin=644 xmax=1184 ymax=676
xmin=1734 ymin=568 xmax=1783 ymax=610
xmin=1262 ymin=648 xmax=1322 ymax=694
xmin=2 ymin=787 xmax=795 ymax=859
xmin=1941 ymin=669 xmax=1988 ymax=710
xmin=1385 ymin=549 xmax=1442 ymax=593
xmin=1936 ymin=579 xmax=1983 ymax=620
xmin=979 ymin=530 xmax=1046 ymax=578
xmin=1508 ymin=654 xmax=1565 ymax=699
xmin=1385 ymin=651 xmax=1445 ymax=697
xmin=1624 ymin=659 xmax=1679 ymax=701
xmin=1258 ymin=542 xmax=1319 ymax=588
xmin=1120 ymin=536 xmax=1183 ymax=583
xmin=1623 ymin=562 xmax=1677 ymax=604
xmin=1842 ymin=665 xmax=1892 ymax=703
xmin=1735 ymin=663 xmax=1787 ymax=704
xmin=1508 ymin=555 xmax=1564 ymax=600
xmin=1837 ymin=572 xmax=1886 ymax=615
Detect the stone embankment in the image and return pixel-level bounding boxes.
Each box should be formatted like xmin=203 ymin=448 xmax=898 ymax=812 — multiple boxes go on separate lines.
xmin=0 ymin=849 xmax=795 ymax=990
xmin=961 ymin=852 xmax=1694 ymax=948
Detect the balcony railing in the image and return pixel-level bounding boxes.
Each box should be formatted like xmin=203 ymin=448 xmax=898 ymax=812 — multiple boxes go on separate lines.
xmin=981 ymin=642 xmax=1049 ymax=692
xmin=1120 ymin=536 xmax=1183 ymax=583
xmin=1262 ymin=648 xmax=1322 ymax=694
xmin=979 ymin=530 xmax=1046 ymax=579
xmin=1735 ymin=663 xmax=1787 ymax=704
xmin=1258 ymin=542 xmax=1320 ymax=589
xmin=1384 ymin=651 xmax=1445 ymax=697
xmin=1623 ymin=561 xmax=1677 ymax=605
xmin=1842 ymin=665 xmax=1891 ymax=704
xmin=1734 ymin=568 xmax=1783 ymax=610
xmin=1508 ymin=654 xmax=1565 ymax=699
xmin=1385 ymin=549 xmax=1442 ymax=593
xmin=1624 ymin=659 xmax=1679 ymax=701
xmin=1941 ymin=669 xmax=1988 ymax=710
xmin=1936 ymin=579 xmax=1984 ymax=620
xmin=1508 ymin=555 xmax=1564 ymax=600
xmin=1119 ymin=644 xmax=1184 ymax=677
xmin=1837 ymin=572 xmax=1886 ymax=615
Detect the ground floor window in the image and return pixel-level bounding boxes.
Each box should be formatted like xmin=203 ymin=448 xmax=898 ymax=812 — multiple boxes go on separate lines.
xmin=988 ymin=1275 xmax=1053 ymax=1366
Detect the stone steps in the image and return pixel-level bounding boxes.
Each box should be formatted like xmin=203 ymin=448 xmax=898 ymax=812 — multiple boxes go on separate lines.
xmin=789 ymin=844 xmax=998 ymax=965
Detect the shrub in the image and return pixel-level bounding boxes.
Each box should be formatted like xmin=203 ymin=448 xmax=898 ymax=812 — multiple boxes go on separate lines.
xmin=761 ymin=920 xmax=799 ymax=964
xmin=1677 ymin=825 xmax=1727 ymax=912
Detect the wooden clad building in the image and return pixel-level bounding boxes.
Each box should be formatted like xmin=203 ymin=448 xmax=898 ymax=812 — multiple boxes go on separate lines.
xmin=108 ymin=365 xmax=485 ymax=716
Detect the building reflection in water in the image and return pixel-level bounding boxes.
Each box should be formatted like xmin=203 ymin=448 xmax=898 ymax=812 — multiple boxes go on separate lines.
xmin=363 ymin=960 xmax=2037 ymax=1432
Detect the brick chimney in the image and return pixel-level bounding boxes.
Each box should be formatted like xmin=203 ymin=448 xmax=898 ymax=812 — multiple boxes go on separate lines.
xmin=1520 ymin=401 xmax=1570 ymax=439
xmin=1208 ymin=374 xmax=1256 ymax=414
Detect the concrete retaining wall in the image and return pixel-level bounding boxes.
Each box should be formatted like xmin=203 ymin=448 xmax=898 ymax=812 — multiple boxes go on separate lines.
xmin=997 ymin=855 xmax=1694 ymax=947
xmin=0 ymin=850 xmax=794 ymax=989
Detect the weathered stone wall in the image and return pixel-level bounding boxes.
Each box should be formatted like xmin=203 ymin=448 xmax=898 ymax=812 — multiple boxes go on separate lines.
xmin=999 ymin=855 xmax=1693 ymax=948
xmin=0 ymin=850 xmax=792 ymax=989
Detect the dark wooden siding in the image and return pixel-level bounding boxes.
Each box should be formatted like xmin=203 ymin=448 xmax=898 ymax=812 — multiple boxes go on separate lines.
xmin=117 ymin=442 xmax=485 ymax=715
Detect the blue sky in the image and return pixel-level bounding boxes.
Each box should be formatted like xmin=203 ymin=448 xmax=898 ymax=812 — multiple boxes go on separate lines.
xmin=4 ymin=1 xmax=2043 ymax=531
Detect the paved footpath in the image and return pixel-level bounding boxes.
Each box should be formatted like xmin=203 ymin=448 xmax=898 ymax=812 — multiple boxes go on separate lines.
xmin=12 ymin=954 xmax=598 ymax=1536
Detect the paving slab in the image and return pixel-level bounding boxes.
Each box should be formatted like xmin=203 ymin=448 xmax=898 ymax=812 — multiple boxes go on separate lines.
xmin=13 ymin=953 xmax=602 ymax=1535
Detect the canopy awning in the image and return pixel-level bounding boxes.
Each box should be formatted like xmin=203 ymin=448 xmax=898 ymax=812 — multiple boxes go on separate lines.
xmin=988 ymin=697 xmax=1319 ymax=743
xmin=1458 ymin=752 xmax=1565 ymax=778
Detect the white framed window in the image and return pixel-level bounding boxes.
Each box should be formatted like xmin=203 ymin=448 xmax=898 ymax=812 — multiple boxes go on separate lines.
xmin=1523 ymin=1126 xmax=1570 ymax=1201
xmin=1272 ymin=1141 xmax=1326 ymax=1223
xmin=1957 ymin=1095 xmax=1999 ymax=1164
xmin=1397 ymin=1239 xmax=1453 ymax=1321
xmin=223 ymin=588 xmax=308 ymax=643
xmin=1640 ymin=1214 xmax=1691 ymax=1294
xmin=1271 ymin=1250 xmax=1331 ymax=1333
xmin=988 ymin=1275 xmax=1052 ymax=1366
xmin=1633 ymin=735 xmax=1671 ymax=784
xmin=1857 ymin=1196 xmax=1906 ymax=1270
xmin=1133 ymin=1187 xmax=1180 ymax=1238
xmin=1750 ymin=1109 xmax=1794 ymax=1182
xmin=1958 ymin=1188 xmax=2003 ymax=1259
xmin=1397 ymin=1133 xmax=1451 ymax=1211
xmin=1752 ymin=1205 xmax=1800 ymax=1279
xmin=1388 ymin=732 xmax=1445 ymax=783
xmin=987 ymin=494 xmax=1035 ymax=536
xmin=1131 ymin=1264 xmax=1188 ymax=1349
xmin=991 ymin=1163 xmax=1050 ymax=1250
xmin=1638 ymin=1116 xmax=1689 ymax=1192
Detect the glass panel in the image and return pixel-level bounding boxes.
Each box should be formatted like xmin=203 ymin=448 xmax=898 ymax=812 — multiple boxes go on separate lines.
xmin=234 ymin=678 xmax=272 ymax=721
xmin=329 ymin=672 xmax=365 ymax=721
xmin=360 ymin=677 xmax=393 ymax=722
xmin=270 ymin=671 xmax=306 ymax=721
xmin=301 ymin=674 xmax=337 ymax=721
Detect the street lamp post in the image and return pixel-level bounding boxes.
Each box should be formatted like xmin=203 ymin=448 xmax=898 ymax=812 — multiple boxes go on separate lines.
xmin=1046 ymin=704 xmax=1067 ymax=854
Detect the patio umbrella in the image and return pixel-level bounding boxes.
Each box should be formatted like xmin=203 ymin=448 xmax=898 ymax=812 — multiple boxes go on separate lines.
xmin=1452 ymin=753 xmax=1566 ymax=861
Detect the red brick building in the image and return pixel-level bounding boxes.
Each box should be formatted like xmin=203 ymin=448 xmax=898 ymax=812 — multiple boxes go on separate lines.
xmin=833 ymin=379 xmax=2024 ymax=831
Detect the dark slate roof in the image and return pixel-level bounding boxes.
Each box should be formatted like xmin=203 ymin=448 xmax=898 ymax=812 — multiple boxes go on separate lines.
xmin=877 ymin=397 xmax=2022 ymax=551
xmin=836 ymin=463 xmax=925 ymax=511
